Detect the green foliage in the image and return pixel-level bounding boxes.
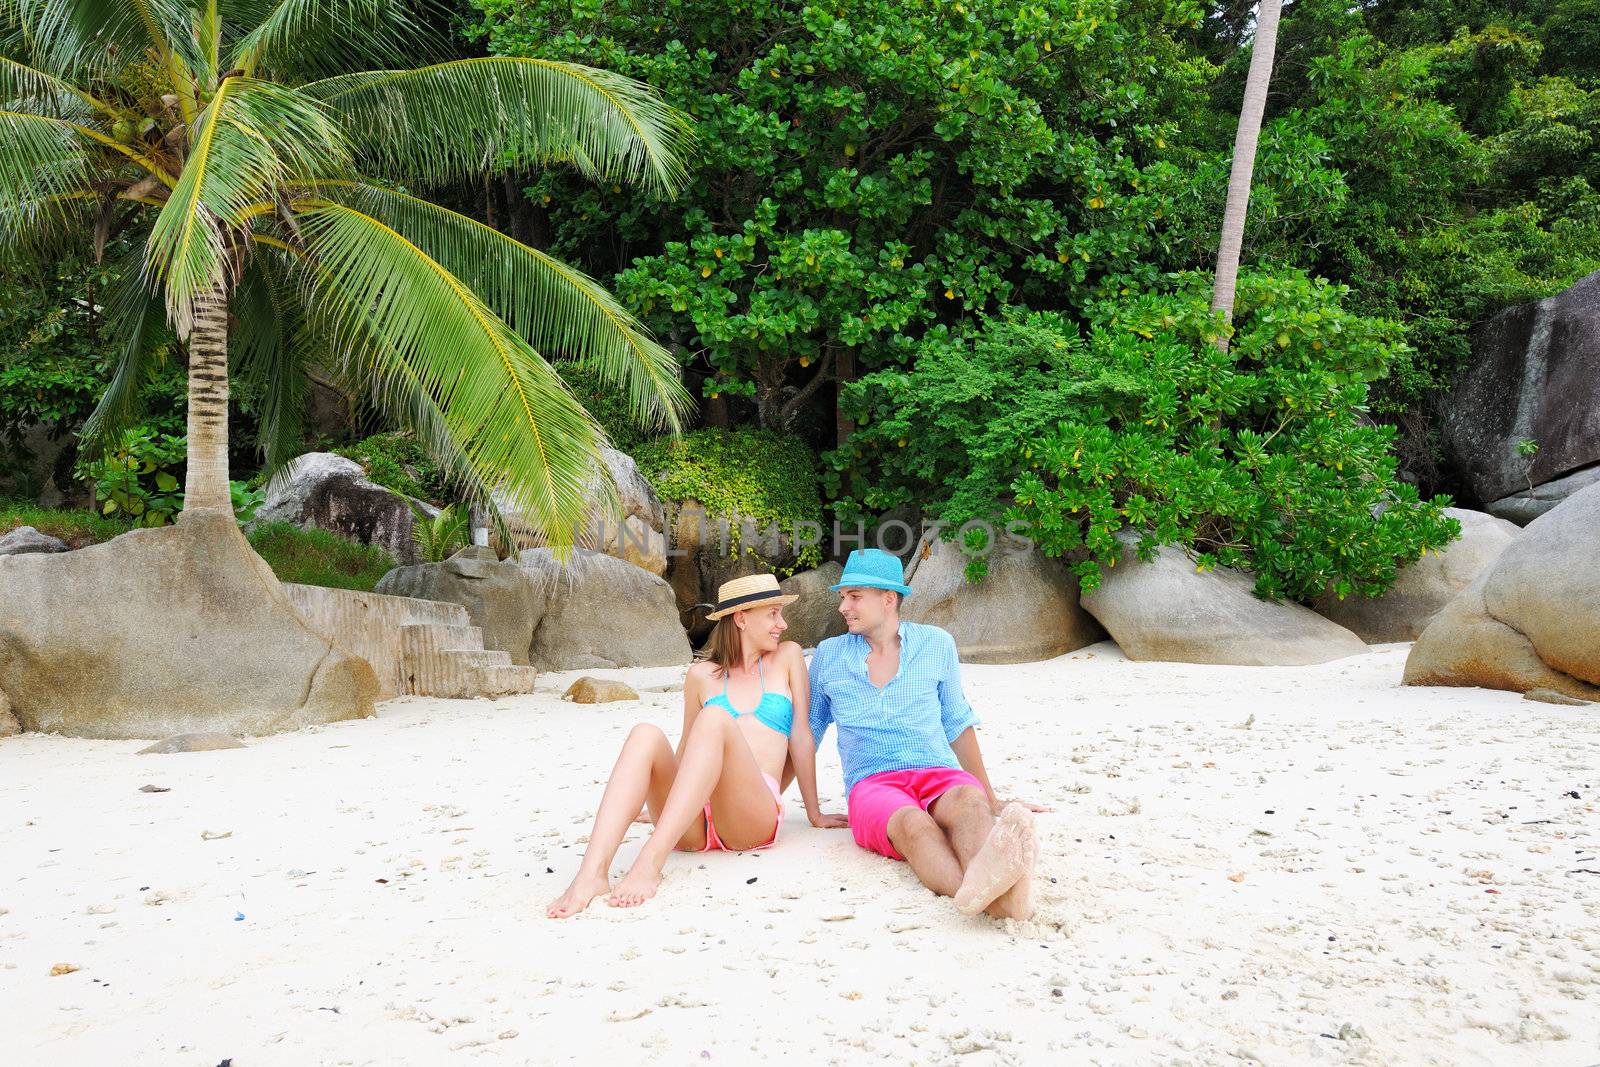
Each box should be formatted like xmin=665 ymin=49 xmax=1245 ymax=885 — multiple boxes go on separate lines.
xmin=334 ymin=432 xmax=450 ymax=504
xmin=635 ymin=427 xmax=824 ymax=571
xmin=473 ymin=0 xmax=1215 ymax=430
xmin=833 ymin=270 xmax=1459 ymax=601
xmin=2 ymin=0 xmax=691 ymax=538
xmin=245 ymin=521 xmax=397 ymax=592
xmin=409 ymin=500 xmax=470 ymax=563
xmin=557 ymin=361 xmax=654 ymax=453
xmin=231 ymin=480 xmax=266 ymax=525
xmin=79 ymin=428 xmax=187 ymax=527
xmin=0 ymin=500 xmax=132 ymax=549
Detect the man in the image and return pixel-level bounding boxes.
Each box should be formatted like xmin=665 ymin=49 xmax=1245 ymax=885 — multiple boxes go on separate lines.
xmin=809 ymin=547 xmax=1040 ymax=920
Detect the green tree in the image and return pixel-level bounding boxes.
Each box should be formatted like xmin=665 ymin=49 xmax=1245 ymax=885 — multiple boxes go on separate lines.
xmin=474 ymin=0 xmax=1214 ymax=437
xmin=0 ymin=0 xmax=693 ymax=540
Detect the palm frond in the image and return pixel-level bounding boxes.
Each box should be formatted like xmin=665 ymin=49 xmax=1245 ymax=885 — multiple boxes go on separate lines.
xmin=290 ymin=200 xmax=604 ymax=546
xmin=232 ymin=247 xmax=308 ymax=472
xmin=303 ymin=57 xmax=693 ymax=196
xmin=322 ymin=182 xmax=689 ymax=435
xmin=0 ymin=109 xmax=91 ymax=224
xmin=0 ymin=56 xmax=105 ymax=121
xmin=146 ymin=76 xmax=350 ymax=324
xmin=78 ymin=258 xmax=171 ymax=458
xmin=9 ymin=0 xmax=203 ymax=82
xmin=228 ymin=0 xmax=447 ymax=82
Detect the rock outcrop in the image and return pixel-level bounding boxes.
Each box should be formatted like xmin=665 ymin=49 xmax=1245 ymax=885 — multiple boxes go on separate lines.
xmin=517 ymin=548 xmax=691 ymax=672
xmin=777 ymin=562 xmax=848 ymax=650
xmin=0 ymin=525 xmax=69 ymax=555
xmin=374 ymin=546 xmax=547 ymax=666
xmin=1405 ymin=481 xmax=1600 ymax=698
xmin=0 ymin=511 xmax=378 ymax=739
xmin=1312 ymin=508 xmax=1520 ymax=643
xmin=250 ymin=452 xmax=427 ymax=565
xmin=1445 ymin=269 xmax=1600 ymax=515
xmin=1080 ymin=532 xmax=1367 ymax=666
xmin=495 ymin=447 xmax=668 ymax=575
xmin=902 ymin=532 xmax=1105 ymax=664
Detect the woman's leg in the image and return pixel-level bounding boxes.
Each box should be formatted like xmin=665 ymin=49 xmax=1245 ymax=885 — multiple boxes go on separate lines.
xmin=547 ymin=723 xmax=700 ymax=918
xmin=608 ymin=713 xmax=777 ymax=907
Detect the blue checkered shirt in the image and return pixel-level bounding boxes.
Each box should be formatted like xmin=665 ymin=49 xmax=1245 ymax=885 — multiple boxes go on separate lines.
xmin=808 ymin=621 xmax=981 ymax=795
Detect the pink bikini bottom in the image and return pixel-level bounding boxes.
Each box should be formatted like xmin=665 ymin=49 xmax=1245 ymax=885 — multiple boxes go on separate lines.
xmin=698 ymin=773 xmax=783 ymax=852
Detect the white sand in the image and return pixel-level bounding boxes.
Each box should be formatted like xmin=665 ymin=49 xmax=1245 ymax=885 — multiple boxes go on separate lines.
xmin=2 ymin=642 xmax=1598 ymax=1065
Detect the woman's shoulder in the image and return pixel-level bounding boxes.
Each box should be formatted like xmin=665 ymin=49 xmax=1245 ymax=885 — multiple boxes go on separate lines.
xmin=775 ymin=641 xmax=807 ymax=667
xmin=685 ymin=659 xmax=722 ymax=687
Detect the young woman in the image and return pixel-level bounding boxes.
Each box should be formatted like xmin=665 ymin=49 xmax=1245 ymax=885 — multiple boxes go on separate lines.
xmin=547 ymin=573 xmax=847 ymax=918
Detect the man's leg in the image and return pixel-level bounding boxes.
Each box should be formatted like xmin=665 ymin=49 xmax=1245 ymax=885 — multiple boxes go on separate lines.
xmin=886 ymin=805 xmax=965 ymax=896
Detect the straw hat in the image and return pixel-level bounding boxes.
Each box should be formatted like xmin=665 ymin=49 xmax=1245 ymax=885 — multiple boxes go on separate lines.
xmin=704 ymin=573 xmax=798 ymax=621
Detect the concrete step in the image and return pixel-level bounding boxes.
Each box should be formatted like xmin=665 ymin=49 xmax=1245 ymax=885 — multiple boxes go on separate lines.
xmin=472 ymin=664 xmax=540 ymax=698
xmin=402 ymin=622 xmax=498 ymax=697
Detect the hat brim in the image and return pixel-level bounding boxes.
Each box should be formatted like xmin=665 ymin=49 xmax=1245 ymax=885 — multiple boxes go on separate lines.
xmin=704 ymin=592 xmax=799 ymax=621
xmin=829 ymin=576 xmax=912 ymax=597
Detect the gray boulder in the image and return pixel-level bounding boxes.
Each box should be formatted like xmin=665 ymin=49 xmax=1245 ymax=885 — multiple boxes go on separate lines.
xmin=495 ymin=447 xmax=669 ymax=575
xmin=517 ymin=548 xmax=691 ymax=671
xmin=778 ymin=562 xmax=848 ymax=650
xmin=0 ymin=511 xmax=378 ymax=739
xmin=374 ymin=546 xmax=548 ymax=665
xmin=1485 ymin=464 xmax=1600 ymax=526
xmin=1444 ymin=269 xmax=1600 ymax=506
xmin=1312 ymin=508 xmax=1520 ymax=643
xmin=251 ymin=452 xmax=426 ymax=565
xmin=138 ymin=732 xmax=247 ymax=754
xmin=1080 ymin=532 xmax=1367 ymax=666
xmin=1406 ymin=480 xmax=1600 ymax=698
xmin=903 ymin=532 xmax=1105 ymax=664
xmin=0 ymin=525 xmax=69 ymax=555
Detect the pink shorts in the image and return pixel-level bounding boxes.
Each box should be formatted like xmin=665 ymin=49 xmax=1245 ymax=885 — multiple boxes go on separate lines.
xmin=847 ymin=767 xmax=983 ymax=860
xmin=699 ymin=773 xmax=783 ymax=852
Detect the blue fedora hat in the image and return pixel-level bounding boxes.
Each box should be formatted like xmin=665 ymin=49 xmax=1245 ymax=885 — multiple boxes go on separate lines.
xmin=830 ymin=547 xmax=912 ymax=597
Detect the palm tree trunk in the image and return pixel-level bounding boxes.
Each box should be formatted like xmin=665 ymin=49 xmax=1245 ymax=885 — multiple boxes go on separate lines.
xmin=1211 ymin=0 xmax=1283 ymax=353
xmin=180 ymin=284 xmax=233 ymax=516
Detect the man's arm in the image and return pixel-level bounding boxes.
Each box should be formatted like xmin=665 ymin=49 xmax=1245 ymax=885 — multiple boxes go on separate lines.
xmin=807 ymin=646 xmax=834 ymax=750
xmin=937 ymin=633 xmax=1050 ymax=814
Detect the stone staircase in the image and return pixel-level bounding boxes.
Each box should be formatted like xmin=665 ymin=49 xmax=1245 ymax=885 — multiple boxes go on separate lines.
xmin=284 ymin=584 xmax=538 ymax=700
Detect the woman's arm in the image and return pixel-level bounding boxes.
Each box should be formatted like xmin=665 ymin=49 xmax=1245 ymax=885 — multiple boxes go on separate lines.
xmin=678 ymin=663 xmax=707 ymax=759
xmin=784 ymin=643 xmax=847 ymax=829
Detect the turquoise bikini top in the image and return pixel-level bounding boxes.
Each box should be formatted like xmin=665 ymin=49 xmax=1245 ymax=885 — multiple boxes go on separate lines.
xmin=704 ymin=656 xmax=793 ymax=736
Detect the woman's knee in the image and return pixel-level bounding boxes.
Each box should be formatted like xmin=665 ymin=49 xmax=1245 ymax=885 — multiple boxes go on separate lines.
xmin=689 ymin=709 xmax=732 ymax=741
xmin=626 ymin=722 xmax=669 ymax=749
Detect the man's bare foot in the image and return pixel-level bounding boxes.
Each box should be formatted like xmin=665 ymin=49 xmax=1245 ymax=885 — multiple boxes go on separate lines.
xmin=955 ymin=803 xmax=1035 ymax=916
xmin=607 ymin=856 xmax=665 ymax=908
xmin=547 ymin=871 xmax=610 ymax=919
xmin=985 ymin=809 xmax=1038 ymax=921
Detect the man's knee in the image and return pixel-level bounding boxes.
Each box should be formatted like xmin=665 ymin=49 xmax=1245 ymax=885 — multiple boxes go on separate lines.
xmin=886 ymin=805 xmax=939 ymax=847
xmin=931 ymin=785 xmax=988 ymax=824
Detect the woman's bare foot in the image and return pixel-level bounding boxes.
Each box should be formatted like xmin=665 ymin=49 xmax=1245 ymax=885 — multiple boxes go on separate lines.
xmin=955 ymin=803 xmax=1036 ymax=916
xmin=547 ymin=870 xmax=611 ymax=919
xmin=607 ymin=855 xmax=665 ymax=908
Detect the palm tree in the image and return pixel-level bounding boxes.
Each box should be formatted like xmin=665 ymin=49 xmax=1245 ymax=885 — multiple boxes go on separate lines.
xmin=0 ymin=0 xmax=693 ymax=540
xmin=1211 ymin=0 xmax=1282 ymax=352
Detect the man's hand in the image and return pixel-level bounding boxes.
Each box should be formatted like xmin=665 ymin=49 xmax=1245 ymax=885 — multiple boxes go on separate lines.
xmin=991 ymin=797 xmax=1051 ymax=815
xmin=809 ymin=812 xmax=850 ymax=829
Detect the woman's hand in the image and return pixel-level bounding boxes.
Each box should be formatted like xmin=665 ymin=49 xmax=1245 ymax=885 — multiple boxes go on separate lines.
xmin=809 ymin=812 xmax=849 ymax=830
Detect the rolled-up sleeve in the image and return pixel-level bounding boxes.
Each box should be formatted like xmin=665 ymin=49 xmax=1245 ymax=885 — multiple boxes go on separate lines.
xmin=936 ymin=633 xmax=979 ymax=742
xmin=808 ymin=647 xmax=834 ymax=750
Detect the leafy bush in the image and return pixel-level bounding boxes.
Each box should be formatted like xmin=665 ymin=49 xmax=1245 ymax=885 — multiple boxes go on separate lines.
xmin=333 ymin=432 xmax=450 ymax=504
xmin=635 ymin=427 xmax=824 ymax=571
xmin=0 ymin=500 xmax=133 ymax=549
xmin=831 ymin=269 xmax=1460 ymax=601
xmin=78 ymin=428 xmax=187 ymax=527
xmin=245 ymin=521 xmax=397 ymax=592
